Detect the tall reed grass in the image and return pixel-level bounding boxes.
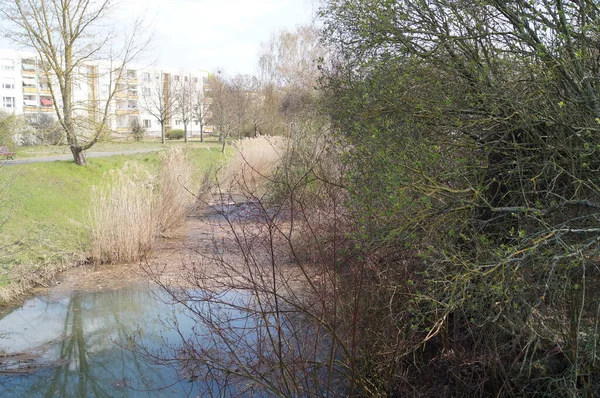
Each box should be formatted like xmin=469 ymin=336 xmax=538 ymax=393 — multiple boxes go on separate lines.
xmin=219 ymin=136 xmax=285 ymax=196
xmin=89 ymin=148 xmax=192 ymax=264
xmin=88 ymin=163 xmax=156 ymax=264
xmin=156 ymin=147 xmax=192 ymax=236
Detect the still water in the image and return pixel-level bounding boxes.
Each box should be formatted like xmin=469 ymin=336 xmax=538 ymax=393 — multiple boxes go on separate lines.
xmin=0 ymin=287 xmax=223 ymax=397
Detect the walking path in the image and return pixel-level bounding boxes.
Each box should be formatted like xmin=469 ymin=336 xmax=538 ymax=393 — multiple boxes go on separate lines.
xmin=3 ymin=148 xmax=162 ymax=165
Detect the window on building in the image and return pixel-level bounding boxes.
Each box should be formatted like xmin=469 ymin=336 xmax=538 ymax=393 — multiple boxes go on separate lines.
xmin=1 ymin=79 xmax=14 ymax=90
xmin=1 ymin=59 xmax=14 ymax=71
xmin=194 ymin=120 xmax=199 ymax=125
xmin=143 ymin=119 xmax=151 ymax=128
xmin=142 ymin=87 xmax=151 ymax=96
xmin=143 ymin=72 xmax=151 ymax=82
xmin=174 ymin=75 xmax=180 ymax=82
xmin=193 ymin=77 xmax=198 ymax=84
xmin=202 ymin=77 xmax=208 ymax=84
xmin=2 ymin=97 xmax=15 ymax=109
xmin=175 ymin=120 xmax=181 ymax=125
xmin=184 ymin=76 xmax=188 ymax=82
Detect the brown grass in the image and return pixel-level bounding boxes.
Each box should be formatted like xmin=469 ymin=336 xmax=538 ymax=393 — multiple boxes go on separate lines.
xmin=219 ymin=136 xmax=285 ymax=196
xmin=88 ymin=148 xmax=193 ymax=264
xmin=88 ymin=163 xmax=157 ymax=264
xmin=156 ymin=147 xmax=192 ymax=236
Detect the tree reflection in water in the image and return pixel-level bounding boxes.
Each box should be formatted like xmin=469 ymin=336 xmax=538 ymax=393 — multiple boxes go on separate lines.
xmin=0 ymin=288 xmax=201 ymax=397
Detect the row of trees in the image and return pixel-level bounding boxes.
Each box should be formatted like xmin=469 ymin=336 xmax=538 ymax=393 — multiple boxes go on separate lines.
xmin=206 ymin=26 xmax=325 ymax=152
xmin=142 ymin=72 xmax=212 ymax=144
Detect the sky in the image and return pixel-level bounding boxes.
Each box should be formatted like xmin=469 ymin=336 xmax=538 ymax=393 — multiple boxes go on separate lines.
xmin=122 ymin=0 xmax=318 ymax=76
xmin=0 ymin=0 xmax=317 ymax=76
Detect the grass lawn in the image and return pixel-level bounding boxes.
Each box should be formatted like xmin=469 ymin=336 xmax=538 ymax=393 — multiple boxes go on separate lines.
xmin=0 ymin=146 xmax=226 ymax=284
xmin=15 ymin=136 xmax=222 ymax=158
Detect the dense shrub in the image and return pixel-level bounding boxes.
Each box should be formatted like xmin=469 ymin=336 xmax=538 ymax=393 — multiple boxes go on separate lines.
xmin=24 ymin=114 xmax=63 ymax=145
xmin=166 ymin=129 xmax=184 ymax=140
xmin=0 ymin=111 xmax=28 ymax=148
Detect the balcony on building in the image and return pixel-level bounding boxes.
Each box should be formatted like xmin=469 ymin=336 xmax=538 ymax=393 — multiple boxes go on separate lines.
xmin=39 ymin=80 xmax=51 ymax=95
xmin=116 ymin=84 xmax=127 ymax=98
xmin=127 ymin=100 xmax=139 ymax=114
xmin=127 ymin=85 xmax=138 ymax=99
xmin=126 ymin=69 xmax=137 ymax=84
xmin=21 ymin=59 xmax=37 ymax=75
xmin=22 ymin=77 xmax=37 ymax=93
xmin=23 ymin=97 xmax=38 ymax=113
xmin=40 ymin=97 xmax=54 ymax=112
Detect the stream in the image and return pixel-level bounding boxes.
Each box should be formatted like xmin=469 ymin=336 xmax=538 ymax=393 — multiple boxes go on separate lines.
xmin=0 ymin=287 xmax=223 ymax=397
xmin=0 ymin=201 xmax=285 ymax=397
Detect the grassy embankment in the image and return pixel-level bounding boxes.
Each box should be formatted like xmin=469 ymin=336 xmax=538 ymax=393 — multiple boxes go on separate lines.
xmin=0 ymin=139 xmax=225 ymax=301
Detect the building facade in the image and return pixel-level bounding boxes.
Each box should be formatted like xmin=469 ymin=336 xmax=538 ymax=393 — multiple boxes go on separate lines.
xmin=0 ymin=49 xmax=213 ymax=139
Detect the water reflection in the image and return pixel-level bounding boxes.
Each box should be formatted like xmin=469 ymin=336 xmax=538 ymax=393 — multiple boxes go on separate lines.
xmin=0 ymin=288 xmax=203 ymax=397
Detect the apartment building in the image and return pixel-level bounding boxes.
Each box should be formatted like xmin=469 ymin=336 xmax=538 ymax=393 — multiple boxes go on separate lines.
xmin=0 ymin=49 xmax=55 ymax=117
xmin=0 ymin=49 xmax=212 ymax=138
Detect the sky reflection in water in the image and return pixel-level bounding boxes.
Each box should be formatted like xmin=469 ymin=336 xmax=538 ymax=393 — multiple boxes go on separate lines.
xmin=0 ymin=287 xmax=238 ymax=397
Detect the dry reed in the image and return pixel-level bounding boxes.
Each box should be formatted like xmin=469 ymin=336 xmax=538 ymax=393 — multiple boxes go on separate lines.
xmin=219 ymin=136 xmax=285 ymax=196
xmin=156 ymin=147 xmax=192 ymax=236
xmin=88 ymin=163 xmax=156 ymax=264
xmin=88 ymin=148 xmax=192 ymax=264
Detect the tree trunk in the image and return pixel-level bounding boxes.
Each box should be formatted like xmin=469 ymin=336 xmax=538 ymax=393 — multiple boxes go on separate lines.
xmin=70 ymin=146 xmax=86 ymax=165
xmin=200 ymin=127 xmax=203 ymax=143
xmin=184 ymin=124 xmax=188 ymax=143
xmin=161 ymin=122 xmax=166 ymax=144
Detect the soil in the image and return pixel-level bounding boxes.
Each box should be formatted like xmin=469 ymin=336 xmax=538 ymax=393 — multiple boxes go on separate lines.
xmin=40 ymin=209 xmax=232 ymax=295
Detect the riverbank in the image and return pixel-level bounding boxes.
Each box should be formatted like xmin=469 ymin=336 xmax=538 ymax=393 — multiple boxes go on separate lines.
xmin=0 ymin=144 xmax=226 ymax=306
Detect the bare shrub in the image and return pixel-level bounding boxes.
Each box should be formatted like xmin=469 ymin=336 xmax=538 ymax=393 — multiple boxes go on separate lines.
xmin=138 ymin=132 xmax=368 ymax=396
xmin=88 ymin=163 xmax=156 ymax=264
xmin=129 ymin=120 xmax=146 ymax=142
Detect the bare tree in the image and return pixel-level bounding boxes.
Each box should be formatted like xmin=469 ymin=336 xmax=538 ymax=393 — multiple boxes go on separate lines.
xmin=237 ymin=75 xmax=263 ymax=137
xmin=174 ymin=74 xmax=194 ymax=143
xmin=259 ymin=25 xmax=324 ymax=91
xmin=210 ymin=74 xmax=247 ymax=153
xmin=258 ymin=25 xmax=325 ymax=139
xmin=142 ymin=71 xmax=176 ymax=144
xmin=192 ymin=81 xmax=211 ymax=143
xmin=0 ymin=0 xmax=149 ymax=165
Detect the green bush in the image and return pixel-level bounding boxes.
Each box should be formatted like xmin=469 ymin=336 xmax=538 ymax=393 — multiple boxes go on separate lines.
xmin=166 ymin=129 xmax=184 ymax=140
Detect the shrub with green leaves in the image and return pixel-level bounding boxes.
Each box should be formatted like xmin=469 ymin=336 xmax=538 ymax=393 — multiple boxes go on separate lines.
xmin=166 ymin=129 xmax=184 ymax=140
